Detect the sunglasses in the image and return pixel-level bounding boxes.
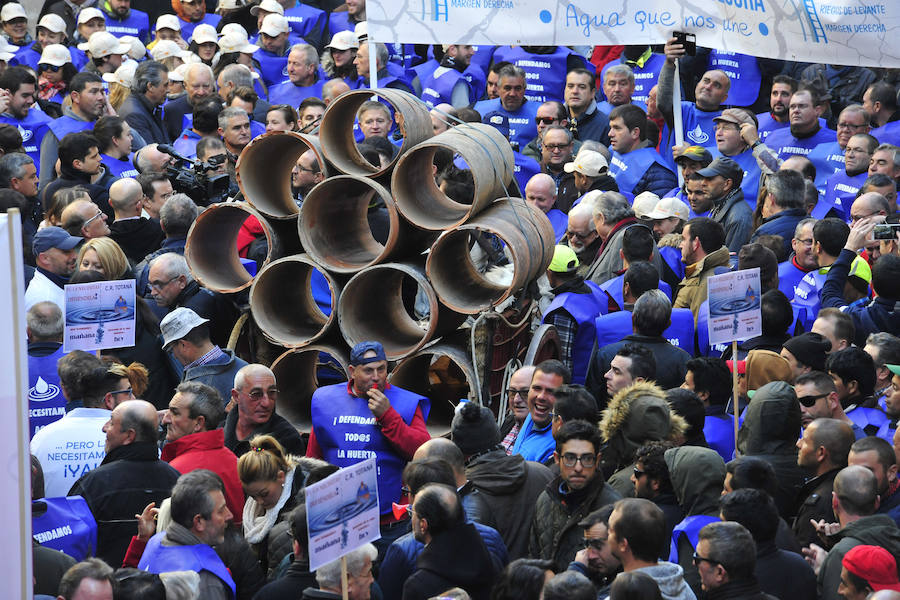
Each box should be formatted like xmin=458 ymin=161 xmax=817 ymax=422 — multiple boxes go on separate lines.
xmin=535 ymin=116 xmax=557 ymax=125
xmin=797 ymin=392 xmax=829 ymax=407
xmin=40 ymin=64 xmax=63 ymax=72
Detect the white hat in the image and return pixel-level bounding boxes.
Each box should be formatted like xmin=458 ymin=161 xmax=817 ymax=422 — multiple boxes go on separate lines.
xmin=160 ymin=307 xmax=210 ymax=349
xmin=218 ymin=23 xmax=248 ymax=39
xmin=37 ymin=14 xmax=67 ymax=34
xmin=632 ymin=192 xmax=661 ymax=220
xmin=259 ymin=13 xmax=289 ymax=37
xmin=646 ymin=196 xmax=690 ymax=221
xmin=326 ymin=30 xmax=358 ymax=51
xmin=354 ymin=21 xmax=367 ymax=40
xmin=250 ymin=0 xmax=284 ymax=16
xmin=217 ymin=0 xmax=247 ymax=11
xmin=38 ymin=44 xmax=72 ymax=67
xmin=76 ymin=7 xmax=105 ymax=25
xmin=156 ymin=14 xmax=181 ymax=32
xmin=191 ymin=23 xmax=218 ymax=45
xmin=119 ymin=35 xmax=147 ymax=61
xmin=168 ymin=62 xmax=190 ymax=82
xmin=102 ymin=59 xmax=137 ymax=87
xmin=0 ymin=3 xmax=26 ymax=22
xmin=218 ymin=32 xmax=258 ymax=54
xmin=78 ymin=31 xmax=130 ymax=57
xmin=150 ymin=39 xmax=191 ymax=61
xmin=563 ymin=149 xmax=609 ymax=177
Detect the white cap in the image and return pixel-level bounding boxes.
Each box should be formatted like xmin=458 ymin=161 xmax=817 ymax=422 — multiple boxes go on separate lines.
xmin=0 ymin=3 xmax=26 ymax=22
xmin=191 ymin=23 xmax=218 ymax=45
xmin=563 ymin=149 xmax=609 ymax=177
xmin=168 ymin=62 xmax=190 ymax=82
xmin=156 ymin=14 xmax=181 ymax=32
xmin=78 ymin=31 xmax=130 ymax=57
xmin=76 ymin=7 xmax=105 ymax=25
xmin=354 ymin=21 xmax=367 ymax=40
xmin=646 ymin=196 xmax=691 ymax=221
xmin=325 ymin=30 xmax=358 ymax=51
xmin=259 ymin=13 xmax=289 ymax=37
xmin=217 ymin=0 xmax=247 ymax=10
xmin=218 ymin=23 xmax=248 ymax=39
xmin=119 ymin=35 xmax=147 ymax=61
xmin=251 ymin=0 xmax=284 ymax=16
xmin=218 ymin=32 xmax=258 ymax=54
xmin=38 ymin=43 xmax=72 ymax=67
xmin=160 ymin=307 xmax=210 ymax=349
xmin=102 ymin=59 xmax=137 ymax=87
xmin=37 ymin=14 xmax=67 ymax=34
xmin=150 ymin=39 xmax=192 ymax=61
xmin=632 ymin=192 xmax=661 ymax=220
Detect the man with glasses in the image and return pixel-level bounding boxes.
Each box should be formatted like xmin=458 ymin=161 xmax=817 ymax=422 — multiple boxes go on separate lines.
xmin=500 ymin=365 xmax=535 ymax=454
xmin=567 ymin=505 xmax=622 ymax=592
xmin=538 ymin=125 xmax=576 ymax=188
xmin=816 ymin=133 xmax=879 ymax=220
xmin=529 ymin=420 xmax=622 ymax=572
xmin=61 ymin=198 xmax=110 ymax=240
xmin=808 ymin=104 xmax=871 ymax=192
xmin=565 ymin=201 xmax=602 ymax=277
xmin=161 ymin=307 xmax=248 ymax=418
xmin=778 ymin=218 xmax=818 ymax=300
xmin=522 ymin=101 xmax=580 ymax=163
xmin=693 ymin=522 xmax=766 ymax=597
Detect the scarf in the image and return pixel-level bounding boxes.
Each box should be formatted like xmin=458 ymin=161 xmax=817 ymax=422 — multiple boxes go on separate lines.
xmin=38 ymin=77 xmax=67 ymax=101
xmin=242 ymin=466 xmax=296 ymax=544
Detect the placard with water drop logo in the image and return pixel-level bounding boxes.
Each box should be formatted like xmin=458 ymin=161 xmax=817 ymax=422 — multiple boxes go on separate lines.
xmin=706 ymin=267 xmax=762 ymax=346
xmin=64 ymin=280 xmax=136 ymax=352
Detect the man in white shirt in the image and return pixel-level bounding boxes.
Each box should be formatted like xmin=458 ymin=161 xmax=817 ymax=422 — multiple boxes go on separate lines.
xmin=24 ymin=226 xmax=81 ymax=311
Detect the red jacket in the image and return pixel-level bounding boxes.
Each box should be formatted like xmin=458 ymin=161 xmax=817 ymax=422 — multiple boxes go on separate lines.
xmin=161 ymin=429 xmax=245 ymax=525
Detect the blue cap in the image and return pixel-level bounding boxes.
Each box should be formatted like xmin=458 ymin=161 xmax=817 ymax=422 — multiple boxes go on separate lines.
xmin=33 ymin=226 xmax=82 ymax=256
xmin=350 ymin=341 xmax=387 ymax=365
xmin=482 ymin=110 xmax=510 ymax=140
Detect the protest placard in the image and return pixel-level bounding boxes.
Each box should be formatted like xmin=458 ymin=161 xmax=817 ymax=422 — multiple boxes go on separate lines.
xmin=64 ymin=280 xmax=136 ymax=352
xmin=706 ymin=267 xmax=762 ymax=347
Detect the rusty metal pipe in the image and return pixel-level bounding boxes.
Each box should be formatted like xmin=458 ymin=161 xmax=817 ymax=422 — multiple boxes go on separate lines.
xmin=184 ymin=202 xmax=301 ymax=294
xmin=270 ymin=342 xmax=350 ymax=429
xmin=236 ymin=131 xmax=328 ymax=219
xmin=249 ymin=254 xmax=340 ymax=348
xmin=425 ymin=198 xmax=555 ymax=313
xmin=391 ymin=122 xmax=516 ymax=230
xmin=298 ymin=174 xmax=437 ymax=274
xmin=318 ymin=88 xmax=433 ymax=177
xmin=337 ymin=262 xmax=466 ymax=361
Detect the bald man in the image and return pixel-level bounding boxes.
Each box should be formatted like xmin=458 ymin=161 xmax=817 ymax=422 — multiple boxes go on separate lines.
xmin=501 ymin=365 xmax=536 ymax=453
xmin=68 ymin=399 xmax=180 ymax=567
xmin=61 ymin=199 xmax=110 ymax=240
xmin=109 ymin=177 xmax=164 ymax=263
xmin=525 ymin=173 xmax=566 ymax=242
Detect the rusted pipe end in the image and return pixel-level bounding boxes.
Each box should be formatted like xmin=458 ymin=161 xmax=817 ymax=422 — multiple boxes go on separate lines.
xmin=236 ymin=131 xmax=328 ymax=219
xmin=249 ymin=254 xmax=340 ymax=348
xmin=337 ymin=262 xmax=465 ymax=361
xmin=185 ymin=203 xmax=263 ymax=293
xmin=319 ymin=88 xmax=433 ymax=177
xmin=271 ymin=342 xmax=350 ymax=429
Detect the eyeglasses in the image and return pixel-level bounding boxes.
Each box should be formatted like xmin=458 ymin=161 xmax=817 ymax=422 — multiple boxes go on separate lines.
xmin=243 ymin=388 xmax=279 ymax=401
xmin=83 ymin=210 xmax=104 ymax=228
xmin=850 ymin=212 xmax=878 ymax=222
xmin=400 ymin=486 xmax=411 ymax=496
xmin=837 ymin=122 xmax=868 ymax=130
xmin=794 ymin=237 xmax=814 ymax=247
xmin=633 ymin=467 xmax=647 ymax=478
xmin=506 ymin=387 xmax=529 ymax=398
xmin=109 ymin=388 xmax=133 ymax=396
xmin=559 ymin=453 xmax=596 ymax=468
xmin=583 ymin=537 xmax=608 ymax=550
xmin=535 ymin=116 xmax=558 ymax=125
xmin=296 ymin=166 xmax=318 ymax=173
xmin=692 ymin=552 xmax=721 ymax=567
xmin=148 ymin=276 xmax=178 ymax=290
xmin=543 ymin=143 xmax=571 ymax=152
xmin=41 ymin=64 xmax=63 ymax=72
xmin=797 ymin=392 xmax=829 ymax=407
xmin=566 ymin=230 xmax=594 ymax=240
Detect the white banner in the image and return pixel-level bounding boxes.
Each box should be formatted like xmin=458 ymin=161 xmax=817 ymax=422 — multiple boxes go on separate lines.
xmin=64 ymin=280 xmax=136 ymax=353
xmin=369 ymin=0 xmax=900 ymax=67
xmin=707 ymin=267 xmax=762 ymax=346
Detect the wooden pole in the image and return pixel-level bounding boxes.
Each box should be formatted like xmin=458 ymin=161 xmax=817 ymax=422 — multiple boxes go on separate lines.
xmin=341 ymin=556 xmax=349 ymax=600
xmin=732 ymin=339 xmax=740 ymax=457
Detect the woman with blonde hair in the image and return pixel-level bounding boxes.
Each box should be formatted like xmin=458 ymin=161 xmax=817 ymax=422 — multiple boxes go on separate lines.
xmin=76 ymin=237 xmax=130 ymax=278
xmin=102 ymin=359 xmax=150 ymax=399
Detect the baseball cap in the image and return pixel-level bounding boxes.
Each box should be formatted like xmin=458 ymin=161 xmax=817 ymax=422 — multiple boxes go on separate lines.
xmin=168 ymin=63 xmax=189 ymax=83
xmin=713 ymin=108 xmax=759 ymax=129
xmin=726 ymin=360 xmax=746 ymax=375
xmin=563 ymin=149 xmax=608 ymax=177
xmin=0 ymin=3 xmax=26 ymax=22
xmin=349 ymin=341 xmax=387 ymax=366
xmin=102 ymin=59 xmax=137 ymax=87
xmin=218 ymin=23 xmax=248 ymax=39
xmin=259 ymin=13 xmax=289 ymax=37
xmin=119 ymin=36 xmax=146 ymax=61
xmin=482 ymin=111 xmax=509 ymax=140
xmin=160 ymin=307 xmax=209 ymax=350
xmin=38 ymin=44 xmax=72 ymax=67
xmin=548 ymin=245 xmax=579 ymax=273
xmin=190 ymin=23 xmax=219 ymax=45
xmin=842 ymin=545 xmax=900 ymax=592
xmin=632 ymin=191 xmax=661 ymax=220
xmin=218 ymin=32 xmax=258 ymax=55
xmin=646 ymin=196 xmax=690 ymax=221
xmin=78 ymin=31 xmax=130 ymax=57
xmin=326 ymin=30 xmax=358 ymax=51
xmin=33 ymin=226 xmax=82 ymax=256
xmin=696 ymin=157 xmax=743 ymax=184
xmin=217 ymin=0 xmax=248 ymax=10
xmin=150 ymin=39 xmax=192 ymax=61
xmin=156 ymin=14 xmax=181 ymax=32
xmin=37 ymin=13 xmax=67 ymax=34
xmin=76 ymin=7 xmax=104 ymax=25
xmin=354 ymin=21 xmax=368 ymax=41
xmin=674 ymin=145 xmax=713 ymax=165
xmin=849 ymin=255 xmax=872 ymax=285
xmin=250 ymin=0 xmax=284 ymax=16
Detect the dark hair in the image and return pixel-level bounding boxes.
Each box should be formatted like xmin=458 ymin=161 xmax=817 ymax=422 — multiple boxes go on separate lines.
xmin=826 ymin=347 xmax=875 ymax=398
xmin=413 ymin=483 xmax=464 ymax=537
xmin=542 ymin=100 xmax=567 ymax=122
xmin=491 ymin=559 xmax=556 ymax=600
xmin=685 ymin=357 xmax=732 ymax=406
xmin=69 ymin=71 xmax=103 ymax=94
xmin=544 ymin=571 xmax=597 ymax=600
xmin=608 ymin=572 xmax=662 ymax=600
xmin=136 ymin=170 xmax=169 ymax=199
xmin=867 ymin=81 xmax=899 ymax=111
xmin=193 ymin=96 xmax=225 ymax=134
xmin=851 ymin=436 xmax=897 ymax=470
xmin=289 ymin=501 xmax=309 ymax=552
xmin=609 ymin=104 xmax=647 ymax=141
xmin=0 ymin=123 xmax=22 ymax=153
xmin=113 ymin=569 xmax=166 ymax=600
xmin=58 ymin=558 xmax=114 ymax=600
xmin=781 ymin=155 xmax=816 ymax=181
xmin=772 ymin=74 xmax=798 ymax=93
xmin=809 ymin=418 xmax=855 ymax=468
xmin=610 ymin=498 xmax=668 ymax=562
xmin=873 ymin=254 xmax=900 ymax=300
xmin=567 ymin=67 xmax=596 ymax=90
xmin=795 ymin=85 xmax=822 ymax=107
xmin=634 ymin=441 xmax=675 ymax=494
xmin=813 ymin=218 xmax=850 ymax=257
xmin=92 ymin=115 xmax=126 ymax=153
xmin=665 ymin=388 xmax=704 ymax=442
xmin=196 ymin=136 xmax=226 ymax=162
xmin=617 ymin=344 xmax=656 ymax=381
xmin=170 ymin=469 xmax=225 ymax=529
xmin=624 ymin=261 xmax=661 ymax=300
xmin=267 ymin=104 xmax=299 ymax=129
xmin=489 ymin=61 xmax=512 ymax=76
xmin=765 ymin=169 xmax=805 ymax=210
xmin=685 ymin=217 xmax=726 ymax=254
xmin=817 ymin=308 xmax=855 ymax=348
xmin=719 ymin=488 xmax=779 ymax=542
xmin=554 ymin=385 xmax=598 ymax=423
xmin=725 ymin=456 xmax=778 ymax=497
xmin=554 ymin=419 xmax=602 ymax=454
xmin=227 ymin=85 xmax=257 ymax=109
xmin=0 ymin=65 xmax=35 ymax=94
xmin=535 ymin=359 xmax=572 ymax=384
xmin=698 ymin=521 xmax=757 ymax=581
xmin=760 ymin=290 xmax=792 ymax=337
xmin=622 ymin=225 xmax=656 ymax=263
xmin=579 ymin=504 xmax=615 ymax=530
xmin=59 ymin=132 xmax=99 ymax=167
xmin=403 ymin=458 xmax=456 ymax=494
xmin=299 ymin=96 xmax=327 ymax=113
xmin=861 ymin=173 xmax=897 ymax=193
xmin=794 ymin=370 xmax=837 ymax=394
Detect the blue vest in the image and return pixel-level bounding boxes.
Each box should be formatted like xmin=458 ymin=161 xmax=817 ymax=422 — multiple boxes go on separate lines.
xmin=870 ymin=120 xmax=900 ymax=147
xmin=177 ymin=14 xmax=221 ymax=43
xmin=11 ymin=43 xmax=40 ymax=69
xmin=594 ymin=308 xmax=695 ymax=356
xmin=669 ymin=515 xmax=720 ymax=562
xmin=778 ymin=260 xmax=808 ymax=300
xmin=173 ymin=128 xmax=202 ymax=159
xmin=755 ymin=112 xmax=789 ymax=144
xmin=421 ymin=66 xmax=474 ymax=109
xmin=513 ymin=151 xmax=540 ymax=196
xmin=471 ymin=98 xmax=538 ymax=153
xmin=101 ymin=153 xmax=138 ymax=179
xmin=704 ymin=413 xmax=736 ymax=462
xmin=816 ymin=170 xmax=867 ymax=221
xmin=660 ymin=245 xmax=685 ymax=282
xmin=708 ymin=51 xmax=761 ymax=107
xmin=328 ymin=11 xmax=353 ymax=35
xmin=876 ymin=421 xmax=897 ymax=444
xmin=48 ymin=115 xmax=92 ymax=142
xmin=386 ymin=43 xmax=421 ymax=69
xmin=32 ymin=496 xmax=97 ymax=561
xmin=105 ymin=9 xmax=150 ymax=43
xmin=254 ymin=47 xmax=290 ymax=89
xmin=268 ymin=78 xmax=326 ymax=107
xmin=492 ymin=46 xmax=591 ymax=104
xmin=600 ymin=274 xmax=673 ymax=312
xmin=724 ymin=148 xmax=760 ymax=210
xmin=597 ymin=99 xmax=647 ymax=115
xmin=310 ymin=384 xmax=429 ymax=513
xmin=28 ymin=346 xmax=68 ymax=438
xmin=846 ymin=405 xmax=890 ymax=433
xmin=807 ymin=141 xmax=845 ymax=194
xmin=791 ymin=267 xmax=830 ymax=330
xmin=601 ymin=54 xmax=666 ymax=104
xmin=412 ymin=59 xmax=439 ymax=88
xmin=470 ymin=46 xmax=496 ymax=79
xmin=610 ymin=147 xmax=667 ymax=195
xmin=543 ymin=284 xmax=606 ymax=384
xmin=70 ymin=47 xmax=88 ymax=71
xmin=546 ymin=209 xmax=567 ymax=243
xmin=283 ymin=2 xmax=326 ymax=39
xmin=462 ymin=64 xmax=487 ymax=101
xmin=766 ymin=126 xmax=837 ymax=160
xmin=139 ymin=531 xmax=235 ymax=598
xmin=0 ymin=110 xmax=50 ymax=178
xmin=680 ymin=103 xmax=721 ymax=150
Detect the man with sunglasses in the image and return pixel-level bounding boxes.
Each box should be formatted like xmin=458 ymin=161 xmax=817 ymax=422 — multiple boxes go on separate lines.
xmin=530 ymin=420 xmax=622 ymax=572
xmin=567 ymin=505 xmax=622 ymax=593
xmin=693 ymin=522 xmax=768 ymax=599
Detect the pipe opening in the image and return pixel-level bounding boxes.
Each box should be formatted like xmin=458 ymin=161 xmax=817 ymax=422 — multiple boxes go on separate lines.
xmin=427 ymin=230 xmax=510 ymax=313
xmin=271 ymin=346 xmax=349 ymax=429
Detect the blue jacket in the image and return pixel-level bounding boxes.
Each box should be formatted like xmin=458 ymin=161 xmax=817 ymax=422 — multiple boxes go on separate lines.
xmin=750 ymin=208 xmax=807 ymax=260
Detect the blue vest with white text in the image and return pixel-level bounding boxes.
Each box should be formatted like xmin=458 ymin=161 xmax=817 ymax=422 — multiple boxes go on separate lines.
xmin=669 ymin=515 xmax=720 ymax=562
xmin=815 ymin=170 xmax=867 ymax=220
xmin=791 ymin=268 xmax=830 ymax=330
xmin=32 ymin=496 xmax=97 ymax=561
xmin=543 ymin=283 xmax=606 ymax=384
xmin=28 ymin=346 xmax=67 ymax=438
xmin=310 ymin=384 xmax=429 ymax=513
xmin=268 ymin=79 xmax=325 ymax=107
xmin=610 ymin=147 xmax=667 ymax=195
xmin=767 ymin=126 xmax=837 ymax=160
xmin=139 ymin=531 xmax=235 ymax=598
xmin=254 ymin=47 xmax=290 ymax=89
xmin=601 ymin=54 xmax=666 ymax=104
xmin=778 ymin=260 xmax=808 ymax=300
xmin=807 ymin=141 xmax=845 ymax=195
xmin=708 ymin=51 xmax=761 ymax=107
xmin=471 ymin=98 xmax=538 ymax=153
xmin=492 ymin=46 xmax=591 ymax=104
xmin=101 ymin=153 xmax=138 ymax=179
xmin=421 ymin=66 xmax=474 ymax=109
xmin=755 ymin=112 xmax=788 ymax=144
xmin=105 ymin=9 xmax=150 ymax=43
xmin=0 ymin=109 xmax=50 ymax=177
xmin=680 ymin=103 xmax=721 ymax=150
xmin=283 ymin=3 xmax=326 ymax=39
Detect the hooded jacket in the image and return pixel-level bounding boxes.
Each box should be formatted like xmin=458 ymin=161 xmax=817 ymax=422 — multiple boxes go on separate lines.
xmin=599 ymin=381 xmax=688 ymax=495
xmin=818 ymin=514 xmax=900 ymax=600
xmin=737 ymin=381 xmax=806 ymax=520
xmin=402 ymin=522 xmax=496 ymax=600
xmin=674 ymin=245 xmax=731 ymax=318
xmin=635 ymin=562 xmax=697 ymax=600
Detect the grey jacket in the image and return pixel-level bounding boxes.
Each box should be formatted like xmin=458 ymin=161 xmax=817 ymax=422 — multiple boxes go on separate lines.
xmin=161 ymin=523 xmax=231 ymax=600
xmin=709 ymin=188 xmax=753 ymax=253
xmin=182 ymin=348 xmax=248 ymax=408
xmin=635 ymin=562 xmax=697 ymax=600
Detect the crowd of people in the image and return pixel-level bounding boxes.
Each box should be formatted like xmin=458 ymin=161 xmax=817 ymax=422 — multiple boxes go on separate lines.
xmin=5 ymin=0 xmax=900 ymax=598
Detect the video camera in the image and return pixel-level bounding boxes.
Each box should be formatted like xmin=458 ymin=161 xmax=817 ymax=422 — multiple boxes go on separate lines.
xmin=158 ymin=144 xmax=231 ymax=206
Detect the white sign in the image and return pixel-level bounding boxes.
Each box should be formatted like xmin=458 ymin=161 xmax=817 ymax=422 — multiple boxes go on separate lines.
xmin=64 ymin=280 xmax=136 ymax=352
xmin=306 ymin=457 xmax=381 ymax=571
xmin=707 ymin=267 xmax=762 ymax=345
xmin=369 ymin=0 xmax=900 ymax=67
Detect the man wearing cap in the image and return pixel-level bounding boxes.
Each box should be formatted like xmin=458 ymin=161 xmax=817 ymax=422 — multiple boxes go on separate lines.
xmin=100 ymin=0 xmax=149 ymax=43
xmin=815 ymin=133 xmax=878 ymax=220
xmin=525 ymin=173 xmax=566 ymax=242
xmin=0 ymin=67 xmax=51 ymax=180
xmin=558 ymin=148 xmax=619 ymax=212
xmin=174 ymin=0 xmax=221 ymax=43
xmin=712 ymin=108 xmax=763 ymax=209
xmin=352 ymin=41 xmax=414 ymax=94
xmin=268 ymin=44 xmax=324 ymax=107
xmin=694 ymin=157 xmax=752 ymax=253
xmin=1 ymin=3 xmax=30 ymax=47
xmin=664 ymin=146 xmax=713 ymax=203
xmin=71 ymin=7 xmax=106 ymax=45
xmin=25 ymin=226 xmax=82 ymax=311
xmin=160 ymin=307 xmax=248 ymax=418
xmin=421 ymin=44 xmax=476 ymax=109
xmin=541 ymin=245 xmax=606 ymax=384
xmin=607 ymin=104 xmax=676 ymax=198
xmin=253 ymin=13 xmax=293 ymax=89
xmin=307 ymin=340 xmax=431 ymax=546
xmin=118 ymin=60 xmax=170 ymax=145
xmin=79 ymin=30 xmax=128 ymax=76
xmin=10 ymin=13 xmax=66 ymax=70
xmin=840 ymin=545 xmax=900 ymax=599
xmin=750 ymin=169 xmax=808 ymax=259
xmin=782 ymin=333 xmax=832 ymax=383
xmin=661 ymin=38 xmax=728 ymax=149
xmin=322 ymin=30 xmax=358 ymax=83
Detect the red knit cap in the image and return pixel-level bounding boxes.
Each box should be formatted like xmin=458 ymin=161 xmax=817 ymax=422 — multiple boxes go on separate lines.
xmin=843 ymin=545 xmax=900 ymax=591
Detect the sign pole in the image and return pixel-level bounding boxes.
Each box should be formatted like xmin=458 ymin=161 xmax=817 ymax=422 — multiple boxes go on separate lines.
xmin=673 ymin=59 xmax=685 ymax=188
xmin=732 ymin=339 xmax=740 ymax=457
xmin=341 ymin=556 xmax=349 ymax=600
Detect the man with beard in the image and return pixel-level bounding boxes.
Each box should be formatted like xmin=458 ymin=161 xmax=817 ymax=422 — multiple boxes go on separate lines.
xmin=815 ymin=133 xmax=878 ymax=220
xmin=848 ymin=437 xmax=900 ymax=526
xmin=100 ymin=0 xmax=150 ymax=43
xmin=695 ymin=157 xmax=752 ymax=253
xmin=565 ymin=202 xmax=602 ymax=278
xmin=763 ymin=88 xmax=837 ymax=161
xmin=421 ymin=44 xmax=476 ymax=109
xmin=0 ymin=67 xmax=50 ymax=180
xmin=685 ymin=174 xmax=712 ymax=218
xmin=756 ymin=74 xmax=797 ymax=143
xmin=24 ymin=227 xmax=81 ymax=311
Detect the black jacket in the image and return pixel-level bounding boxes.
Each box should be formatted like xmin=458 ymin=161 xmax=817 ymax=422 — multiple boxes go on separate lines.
xmin=754 ymin=539 xmax=816 ymax=600
xmin=33 ymin=541 xmax=76 ymax=597
xmin=119 ymin=93 xmax=170 ymax=145
xmin=109 ymin=217 xmax=165 ymax=265
xmin=41 ymin=164 xmax=113 ymax=220
xmin=402 ymin=523 xmax=495 ymax=600
xmin=163 ymin=94 xmax=193 ymax=142
xmin=224 ymin=407 xmax=306 ymax=458
xmin=792 ymin=468 xmax=839 ymax=548
xmin=68 ymin=441 xmax=180 ymax=568
xmin=253 ymin=557 xmax=316 ymax=600
xmin=706 ymin=579 xmax=778 ymax=600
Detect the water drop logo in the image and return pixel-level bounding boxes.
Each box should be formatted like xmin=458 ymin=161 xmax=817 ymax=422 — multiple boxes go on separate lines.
xmin=687 ymin=124 xmax=709 ymax=144
xmin=18 ymin=124 xmax=31 ymax=142
xmin=29 ymin=376 xmax=60 ymax=402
